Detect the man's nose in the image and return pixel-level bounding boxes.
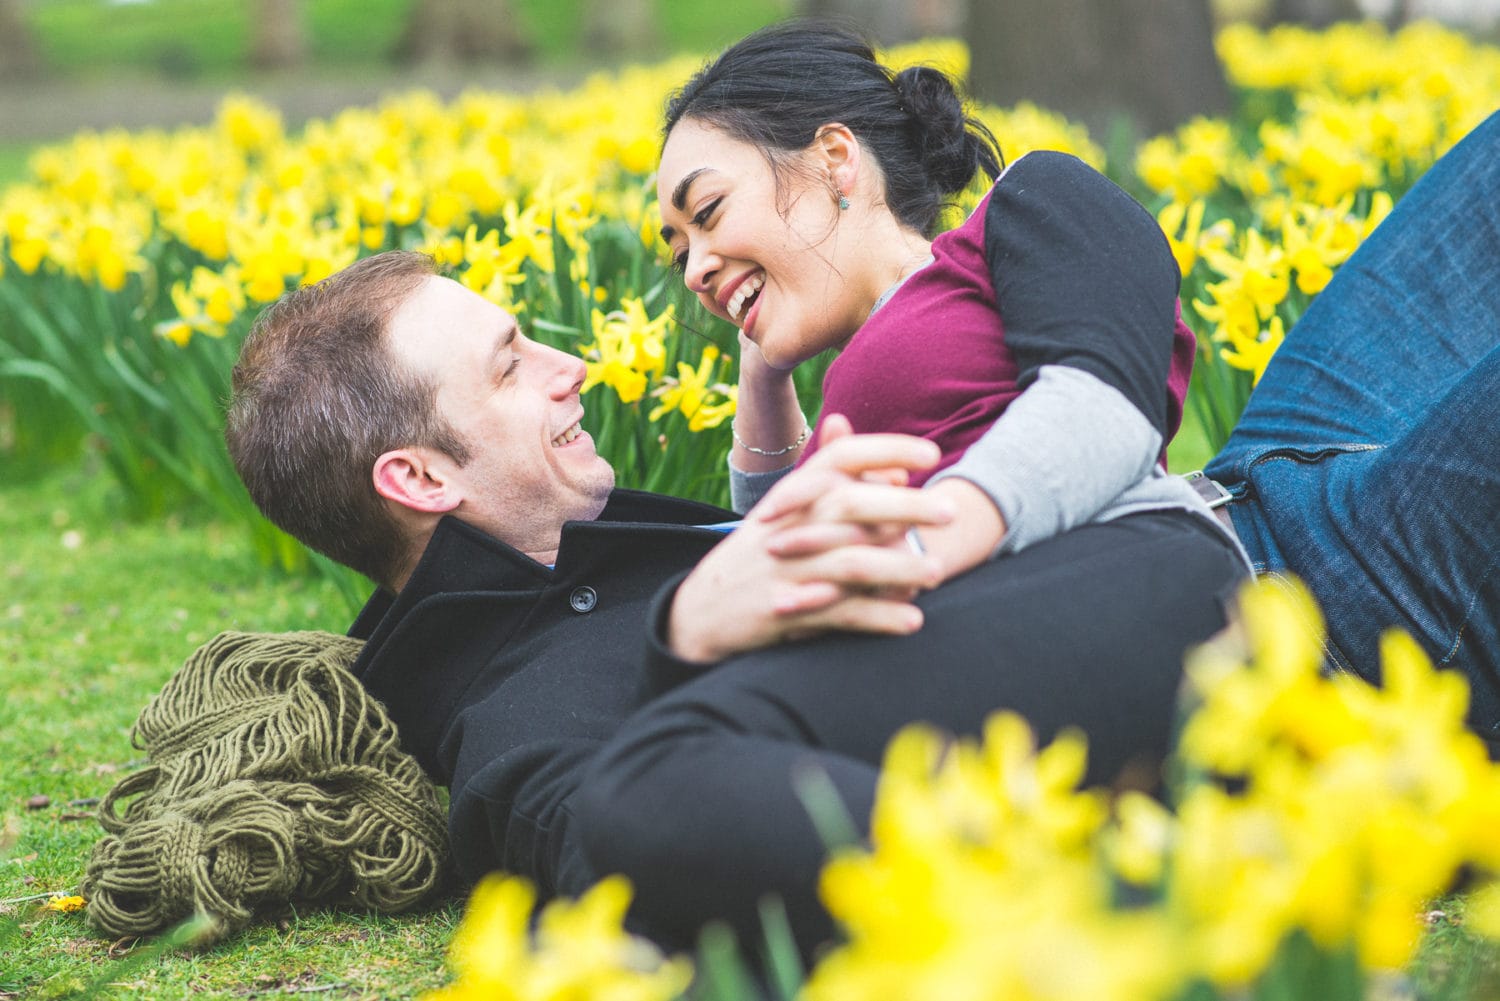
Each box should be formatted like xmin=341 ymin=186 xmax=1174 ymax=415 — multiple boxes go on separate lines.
xmin=552 ymin=347 xmax=586 ymax=397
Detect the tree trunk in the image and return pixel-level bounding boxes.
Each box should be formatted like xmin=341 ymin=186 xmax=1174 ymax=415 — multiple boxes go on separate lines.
xmin=1269 ymin=0 xmax=1362 ymax=27
xmin=582 ymin=0 xmax=661 ymax=56
xmin=393 ymin=0 xmax=533 ymax=64
xmin=250 ymin=0 xmax=307 ymax=70
xmin=0 ymin=0 xmax=42 ymax=81
xmin=795 ymin=0 xmax=964 ymax=45
xmin=965 ymin=0 xmax=1229 ymax=139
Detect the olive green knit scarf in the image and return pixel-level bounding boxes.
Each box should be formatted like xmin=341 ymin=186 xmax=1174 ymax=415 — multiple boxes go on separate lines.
xmin=80 ymin=630 xmax=448 ymax=943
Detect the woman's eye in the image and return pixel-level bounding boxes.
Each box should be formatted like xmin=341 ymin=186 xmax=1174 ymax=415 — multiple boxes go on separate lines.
xmin=692 ymin=198 xmax=721 ymax=228
xmin=670 ymin=251 xmax=688 ymax=275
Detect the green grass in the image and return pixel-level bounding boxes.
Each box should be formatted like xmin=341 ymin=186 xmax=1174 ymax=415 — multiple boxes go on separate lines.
xmin=6 ymin=444 xmax=1500 ymax=999
xmin=1167 ymin=405 xmax=1214 ymax=473
xmin=29 ymin=0 xmax=411 ymax=79
xmin=0 ymin=455 xmax=458 ymax=999
xmin=23 ymin=0 xmax=786 ymax=81
xmin=0 ymin=143 xmax=36 ymax=188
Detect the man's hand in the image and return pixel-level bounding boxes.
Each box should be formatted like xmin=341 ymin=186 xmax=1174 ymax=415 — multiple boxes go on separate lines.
xmin=667 ymin=416 xmax=953 ymax=664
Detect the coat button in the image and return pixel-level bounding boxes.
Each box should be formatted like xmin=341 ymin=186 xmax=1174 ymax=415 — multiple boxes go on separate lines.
xmin=568 ymin=586 xmax=598 ymax=613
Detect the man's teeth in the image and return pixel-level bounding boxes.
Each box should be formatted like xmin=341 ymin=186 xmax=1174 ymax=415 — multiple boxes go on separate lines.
xmin=727 ymin=274 xmax=764 ymax=322
xmin=551 ymin=422 xmax=583 ymax=447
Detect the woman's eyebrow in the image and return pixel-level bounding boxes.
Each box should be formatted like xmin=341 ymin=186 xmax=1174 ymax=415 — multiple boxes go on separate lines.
xmin=671 ymin=167 xmax=713 ymax=211
xmin=660 ymin=167 xmax=715 ymax=244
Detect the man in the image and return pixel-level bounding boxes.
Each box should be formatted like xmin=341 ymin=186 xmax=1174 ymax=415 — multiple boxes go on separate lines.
xmin=225 ymin=252 xmax=1241 ymax=951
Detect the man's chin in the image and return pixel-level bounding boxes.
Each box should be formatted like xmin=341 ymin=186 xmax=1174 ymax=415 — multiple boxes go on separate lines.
xmin=588 ymin=466 xmax=617 ymax=510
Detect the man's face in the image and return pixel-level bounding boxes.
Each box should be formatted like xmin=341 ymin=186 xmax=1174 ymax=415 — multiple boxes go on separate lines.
xmin=386 ymin=275 xmax=615 ymax=562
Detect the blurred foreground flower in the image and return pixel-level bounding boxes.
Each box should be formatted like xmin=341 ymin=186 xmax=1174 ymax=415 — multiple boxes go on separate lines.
xmin=806 ymin=577 xmax=1500 ymax=1000
xmin=420 ymin=874 xmax=691 ymax=1001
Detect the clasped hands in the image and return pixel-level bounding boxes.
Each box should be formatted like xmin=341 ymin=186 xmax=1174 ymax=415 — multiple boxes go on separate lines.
xmin=667 ymin=415 xmax=1006 ymax=664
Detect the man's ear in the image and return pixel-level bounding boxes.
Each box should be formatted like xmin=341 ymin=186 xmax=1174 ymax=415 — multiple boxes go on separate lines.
xmin=373 ymin=448 xmax=462 ymax=514
xmin=814 ymin=123 xmax=861 ymax=196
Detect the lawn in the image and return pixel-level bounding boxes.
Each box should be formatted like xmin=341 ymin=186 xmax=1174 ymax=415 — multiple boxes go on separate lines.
xmin=0 ymin=145 xmax=34 ymax=189
xmin=0 ymin=455 xmax=459 ymax=999
xmin=23 ymin=0 xmax=788 ymax=80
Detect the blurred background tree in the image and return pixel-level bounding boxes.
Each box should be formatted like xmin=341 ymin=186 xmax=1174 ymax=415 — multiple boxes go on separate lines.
xmin=393 ymin=0 xmax=534 ymax=64
xmin=793 ymin=0 xmax=962 ymax=43
xmin=583 ymin=0 xmax=662 ymax=55
xmin=2 ymin=0 xmax=1498 ymax=183
xmin=0 ymin=0 xmax=41 ymax=79
xmin=251 ymin=0 xmax=307 ymax=68
xmin=964 ymin=0 xmax=1230 ymax=137
xmin=1272 ymin=0 xmax=1363 ymax=25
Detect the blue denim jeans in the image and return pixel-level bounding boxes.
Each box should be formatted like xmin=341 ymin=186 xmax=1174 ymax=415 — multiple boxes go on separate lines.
xmin=1205 ymin=109 xmax=1500 ymax=739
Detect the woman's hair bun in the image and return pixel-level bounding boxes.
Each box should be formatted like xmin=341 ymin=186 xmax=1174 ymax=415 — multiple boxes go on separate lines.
xmin=894 ymin=65 xmax=994 ymax=196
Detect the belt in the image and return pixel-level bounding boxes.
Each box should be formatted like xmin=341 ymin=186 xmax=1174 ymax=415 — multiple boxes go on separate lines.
xmin=1211 ymin=503 xmax=1236 ymax=536
xmin=1185 ymin=471 xmax=1239 ymax=539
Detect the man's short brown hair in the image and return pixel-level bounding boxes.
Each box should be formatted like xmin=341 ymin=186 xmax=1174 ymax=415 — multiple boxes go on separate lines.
xmin=225 ymin=251 xmax=472 ymax=588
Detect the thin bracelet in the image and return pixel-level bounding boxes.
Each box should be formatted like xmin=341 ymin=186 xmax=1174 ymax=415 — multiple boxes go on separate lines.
xmin=731 ymin=419 xmax=811 ymax=457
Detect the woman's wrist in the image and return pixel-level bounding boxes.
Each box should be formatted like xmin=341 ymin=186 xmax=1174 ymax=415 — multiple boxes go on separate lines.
xmin=733 ymin=335 xmax=807 ymax=470
xmin=732 ymin=420 xmax=810 ymax=457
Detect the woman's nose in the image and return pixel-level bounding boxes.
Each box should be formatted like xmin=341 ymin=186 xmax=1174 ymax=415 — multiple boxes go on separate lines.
xmin=684 ymin=245 xmax=719 ymax=296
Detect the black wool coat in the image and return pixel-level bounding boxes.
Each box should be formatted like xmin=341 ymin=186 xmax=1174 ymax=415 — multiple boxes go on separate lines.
xmin=348 ymin=489 xmax=733 ymax=897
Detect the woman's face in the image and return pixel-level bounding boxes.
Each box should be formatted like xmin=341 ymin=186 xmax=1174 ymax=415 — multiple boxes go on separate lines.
xmin=657 ymin=119 xmax=874 ymax=370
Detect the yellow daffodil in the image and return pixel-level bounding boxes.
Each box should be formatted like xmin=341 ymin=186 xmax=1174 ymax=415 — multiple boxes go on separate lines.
xmin=41 ymin=893 xmax=86 ymax=913
xmin=582 ymin=299 xmax=671 ymax=405
xmin=421 ymin=874 xmax=689 ymax=1001
xmin=1157 ymin=199 xmax=1207 ymax=277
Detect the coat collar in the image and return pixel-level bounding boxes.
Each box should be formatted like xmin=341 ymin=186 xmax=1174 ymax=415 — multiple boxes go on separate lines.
xmin=347 ymin=487 xmax=733 ymax=661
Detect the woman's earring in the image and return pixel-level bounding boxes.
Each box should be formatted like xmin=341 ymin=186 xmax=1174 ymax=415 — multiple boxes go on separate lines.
xmin=838 ymin=194 xmax=850 ymax=211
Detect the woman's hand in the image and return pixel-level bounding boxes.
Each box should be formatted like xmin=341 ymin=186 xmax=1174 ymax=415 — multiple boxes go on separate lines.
xmin=729 ymin=331 xmax=808 ymax=473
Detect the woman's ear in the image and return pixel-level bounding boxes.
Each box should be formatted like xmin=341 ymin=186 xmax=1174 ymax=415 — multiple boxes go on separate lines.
xmin=814 ymin=123 xmax=861 ymax=198
xmin=372 ymin=448 xmax=462 ymax=514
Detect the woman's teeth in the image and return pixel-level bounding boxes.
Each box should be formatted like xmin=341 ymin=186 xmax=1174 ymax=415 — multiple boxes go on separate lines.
xmin=551 ymin=422 xmax=583 ymax=447
xmin=727 ymin=274 xmax=764 ymax=322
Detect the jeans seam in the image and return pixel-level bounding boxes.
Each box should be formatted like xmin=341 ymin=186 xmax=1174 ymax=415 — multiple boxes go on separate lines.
xmin=1258 ymin=570 xmax=1359 ymax=676
xmin=1441 ymin=552 xmax=1500 ymax=667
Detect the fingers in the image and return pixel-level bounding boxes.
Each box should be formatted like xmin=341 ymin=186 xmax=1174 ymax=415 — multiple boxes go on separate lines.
xmin=753 ymin=449 xmax=947 ymax=525
xmin=816 ymin=412 xmax=854 ymax=446
xmin=810 ymin=479 xmax=955 ymax=528
xmin=765 ymin=519 xmax=910 ymax=558
xmin=774 ymin=542 xmax=943 ymax=598
xmin=777 ymin=593 xmax=926 ymax=637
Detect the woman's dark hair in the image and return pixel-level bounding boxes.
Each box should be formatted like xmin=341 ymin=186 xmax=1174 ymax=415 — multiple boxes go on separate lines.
xmin=663 ymin=20 xmax=1003 ymax=237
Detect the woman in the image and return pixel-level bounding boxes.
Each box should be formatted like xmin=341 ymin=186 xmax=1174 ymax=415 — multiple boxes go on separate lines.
xmin=576 ymin=21 xmax=1249 ymax=954
xmin=654 ymin=20 xmax=1243 ymax=584
xmin=657 ymin=21 xmax=1500 ymax=746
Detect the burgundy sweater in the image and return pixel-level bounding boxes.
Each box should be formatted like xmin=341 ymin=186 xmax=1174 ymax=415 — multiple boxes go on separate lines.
xmin=798 ymin=151 xmax=1196 ymax=486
